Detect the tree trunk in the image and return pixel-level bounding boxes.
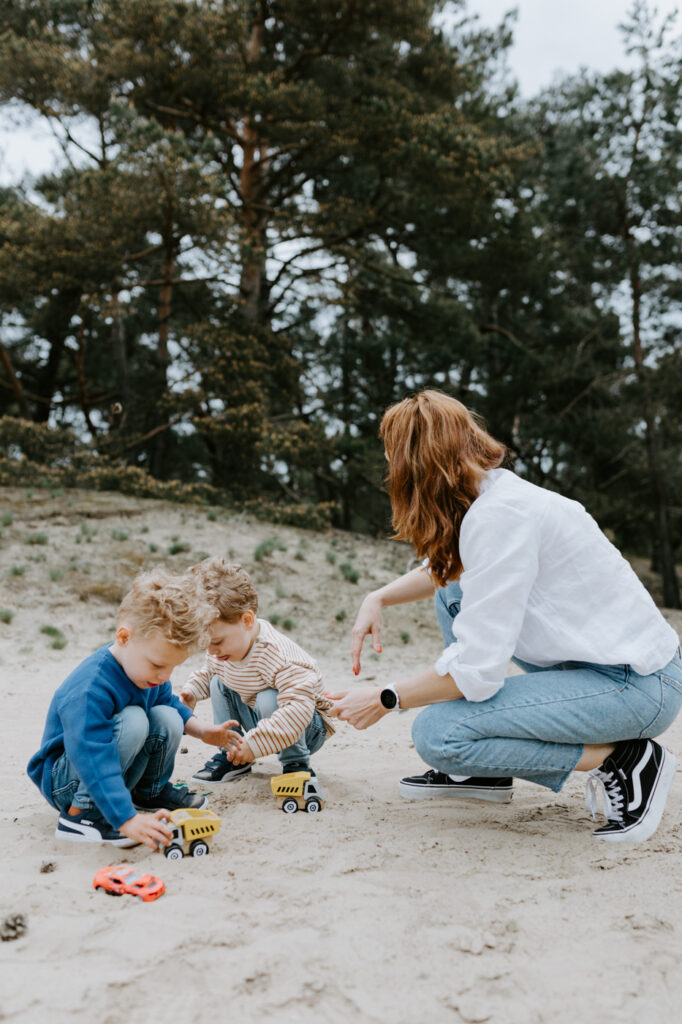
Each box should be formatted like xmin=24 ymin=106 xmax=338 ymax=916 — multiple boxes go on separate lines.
xmin=0 ymin=339 xmax=31 ymax=419
xmin=239 ymin=10 xmax=269 ymax=325
xmin=34 ymin=291 xmax=80 ymax=422
xmin=629 ymin=261 xmax=680 ymax=608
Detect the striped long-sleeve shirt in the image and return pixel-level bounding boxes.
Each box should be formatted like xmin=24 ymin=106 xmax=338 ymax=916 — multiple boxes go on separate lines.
xmin=183 ymin=619 xmax=335 ymax=758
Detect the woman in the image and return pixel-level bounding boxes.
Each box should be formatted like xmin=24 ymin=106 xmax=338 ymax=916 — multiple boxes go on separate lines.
xmin=329 ymin=390 xmax=682 ymax=843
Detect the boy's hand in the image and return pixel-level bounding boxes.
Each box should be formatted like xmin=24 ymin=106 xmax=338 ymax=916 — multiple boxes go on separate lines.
xmin=183 ymin=716 xmax=241 ymax=747
xmin=203 ymin=720 xmax=243 ymax=749
xmin=179 ymin=690 xmax=197 ymax=711
xmin=119 ymin=810 xmax=173 ymax=851
xmin=227 ymin=738 xmax=255 ymax=766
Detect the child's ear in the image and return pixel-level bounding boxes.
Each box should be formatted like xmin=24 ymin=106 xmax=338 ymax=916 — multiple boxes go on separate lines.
xmin=242 ymin=610 xmax=255 ymax=628
xmin=115 ymin=625 xmax=131 ymax=646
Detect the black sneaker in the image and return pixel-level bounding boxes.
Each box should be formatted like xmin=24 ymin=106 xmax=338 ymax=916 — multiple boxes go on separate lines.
xmin=399 ymin=770 xmax=514 ymax=803
xmin=132 ymin=782 xmax=208 ymax=812
xmin=282 ymin=761 xmax=316 ymax=777
xmin=55 ymin=808 xmax=139 ymax=847
xmin=586 ymin=739 xmax=676 ymax=844
xmin=191 ymin=751 xmax=252 ymax=784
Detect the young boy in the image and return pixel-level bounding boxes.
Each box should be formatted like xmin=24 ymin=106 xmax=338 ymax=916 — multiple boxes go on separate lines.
xmin=27 ymin=570 xmax=240 ymax=849
xmin=180 ymin=558 xmax=335 ymax=783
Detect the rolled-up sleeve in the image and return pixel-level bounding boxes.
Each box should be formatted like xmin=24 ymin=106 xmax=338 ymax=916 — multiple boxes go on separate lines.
xmin=434 ymin=503 xmax=540 ymax=701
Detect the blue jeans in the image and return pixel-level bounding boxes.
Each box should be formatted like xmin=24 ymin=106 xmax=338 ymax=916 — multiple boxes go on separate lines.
xmin=412 ymin=582 xmax=682 ymax=792
xmin=210 ymin=677 xmax=327 ymax=769
xmin=50 ymin=705 xmax=184 ymax=812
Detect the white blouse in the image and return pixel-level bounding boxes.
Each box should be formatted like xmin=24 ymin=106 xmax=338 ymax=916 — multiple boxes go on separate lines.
xmin=434 ymin=469 xmax=679 ymax=702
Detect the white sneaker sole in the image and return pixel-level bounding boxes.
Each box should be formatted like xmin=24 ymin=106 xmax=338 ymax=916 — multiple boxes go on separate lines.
xmin=190 ymin=767 xmax=251 ymax=784
xmin=398 ymin=781 xmax=514 ymax=803
xmin=593 ymin=748 xmax=676 ymax=844
xmin=55 ymin=818 xmax=138 ymax=847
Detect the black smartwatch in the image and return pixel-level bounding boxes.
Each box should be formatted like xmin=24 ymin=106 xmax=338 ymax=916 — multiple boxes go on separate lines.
xmin=379 ymin=685 xmax=400 ymax=711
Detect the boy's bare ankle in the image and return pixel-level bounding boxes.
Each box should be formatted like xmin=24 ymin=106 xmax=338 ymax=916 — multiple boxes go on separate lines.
xmin=67 ymin=805 xmax=83 ymax=816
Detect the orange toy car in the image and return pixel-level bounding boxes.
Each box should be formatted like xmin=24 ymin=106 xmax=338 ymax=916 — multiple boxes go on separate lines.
xmin=93 ymin=865 xmax=165 ymax=902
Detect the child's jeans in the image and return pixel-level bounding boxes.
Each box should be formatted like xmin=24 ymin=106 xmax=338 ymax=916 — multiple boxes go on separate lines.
xmin=412 ymin=581 xmax=682 ymax=792
xmin=50 ymin=705 xmax=184 ymax=814
xmin=209 ymin=677 xmax=326 ymax=769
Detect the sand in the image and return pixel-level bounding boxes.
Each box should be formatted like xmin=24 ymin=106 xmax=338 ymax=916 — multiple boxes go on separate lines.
xmin=1 ymin=486 xmax=682 ymax=1023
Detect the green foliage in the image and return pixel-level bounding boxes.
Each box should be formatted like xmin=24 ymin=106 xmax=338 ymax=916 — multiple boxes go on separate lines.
xmin=334 ymin=608 xmax=347 ymax=622
xmin=9 ymin=566 xmax=25 ymax=576
xmin=167 ymin=541 xmax=190 ymax=555
xmin=111 ymin=529 xmax=129 ymax=542
xmin=326 ymin=551 xmax=336 ymax=564
xmin=26 ymin=532 xmax=48 ymax=545
xmin=253 ymin=537 xmax=287 ymax=561
xmin=340 ymin=562 xmax=360 ymax=584
xmin=40 ymin=624 xmax=67 ymax=649
xmin=281 ymin=619 xmax=295 ymax=631
xmin=1 ymin=513 xmax=13 ymax=526
xmin=49 ymin=569 xmax=64 ymax=581
xmin=400 ymin=631 xmax=411 ymax=645
xmin=0 ymin=608 xmax=13 ymax=623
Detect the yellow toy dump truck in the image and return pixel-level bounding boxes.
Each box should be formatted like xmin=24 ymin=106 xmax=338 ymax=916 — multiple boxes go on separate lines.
xmin=270 ymin=771 xmax=324 ymax=814
xmin=163 ymin=808 xmax=221 ymax=859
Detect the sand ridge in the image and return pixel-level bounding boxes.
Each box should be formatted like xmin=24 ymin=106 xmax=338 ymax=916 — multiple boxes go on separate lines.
xmin=1 ymin=487 xmax=682 ymax=1023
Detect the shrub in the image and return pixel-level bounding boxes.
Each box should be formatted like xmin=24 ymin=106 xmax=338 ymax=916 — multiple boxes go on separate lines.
xmin=26 ymin=532 xmax=49 ymax=545
xmin=281 ymin=618 xmax=295 ymax=630
xmin=9 ymin=566 xmax=25 ymax=576
xmin=335 ymin=609 xmax=347 ymax=622
xmin=111 ymin=530 xmax=129 ymax=542
xmin=326 ymin=551 xmax=336 ymax=564
xmin=49 ymin=569 xmax=64 ymax=582
xmin=168 ymin=541 xmax=191 ymax=555
xmin=400 ymin=631 xmax=411 ymax=645
xmin=0 ymin=609 xmax=13 ymax=624
xmin=254 ymin=537 xmax=287 ymax=561
xmin=340 ymin=563 xmax=360 ymax=584
xmin=1 ymin=512 xmax=13 ymax=527
xmin=40 ymin=624 xmax=67 ymax=649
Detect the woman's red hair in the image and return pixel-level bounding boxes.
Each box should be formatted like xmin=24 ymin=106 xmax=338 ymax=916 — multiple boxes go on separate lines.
xmin=380 ymin=390 xmax=506 ymax=586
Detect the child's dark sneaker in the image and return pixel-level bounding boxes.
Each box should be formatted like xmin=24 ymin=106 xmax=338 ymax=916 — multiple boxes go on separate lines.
xmin=585 ymin=738 xmax=676 ymax=844
xmin=191 ymin=751 xmax=252 ymax=783
xmin=282 ymin=761 xmax=316 ymax=777
xmin=398 ymin=770 xmax=514 ymax=802
xmin=132 ymin=782 xmax=208 ymax=812
xmin=56 ymin=807 xmax=139 ymax=847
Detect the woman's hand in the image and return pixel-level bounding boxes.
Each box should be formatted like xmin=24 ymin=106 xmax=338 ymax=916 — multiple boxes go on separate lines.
xmin=327 ymin=686 xmax=389 ymax=730
xmin=351 ymin=594 xmax=383 ymax=675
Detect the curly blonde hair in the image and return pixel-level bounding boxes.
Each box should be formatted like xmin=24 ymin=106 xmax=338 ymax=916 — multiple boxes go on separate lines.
xmin=116 ymin=569 xmax=215 ymax=651
xmin=380 ymin=390 xmax=506 ymax=587
xmin=189 ymin=557 xmax=258 ymax=623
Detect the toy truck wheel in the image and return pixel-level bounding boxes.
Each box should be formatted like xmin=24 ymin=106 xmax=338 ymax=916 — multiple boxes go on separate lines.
xmin=306 ymin=798 xmax=322 ymax=813
xmin=282 ymin=798 xmax=299 ymax=814
xmin=165 ymin=844 xmax=184 ymax=860
xmin=190 ymin=840 xmax=209 ymax=857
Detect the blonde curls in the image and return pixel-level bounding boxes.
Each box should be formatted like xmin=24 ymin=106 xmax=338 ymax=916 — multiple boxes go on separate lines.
xmin=380 ymin=390 xmax=506 ymax=586
xmin=117 ymin=570 xmax=215 ymax=651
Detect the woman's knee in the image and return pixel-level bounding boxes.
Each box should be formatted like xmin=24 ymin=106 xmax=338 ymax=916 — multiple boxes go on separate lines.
xmin=412 ymin=705 xmax=449 ymax=765
xmin=412 ymin=705 xmax=474 ymax=771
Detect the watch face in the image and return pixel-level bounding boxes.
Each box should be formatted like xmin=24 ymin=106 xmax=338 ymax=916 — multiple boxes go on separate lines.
xmin=380 ymin=687 xmax=398 ymax=709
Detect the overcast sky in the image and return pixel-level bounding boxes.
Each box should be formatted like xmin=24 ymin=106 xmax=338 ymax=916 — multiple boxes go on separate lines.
xmin=0 ymin=0 xmax=680 ymax=185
